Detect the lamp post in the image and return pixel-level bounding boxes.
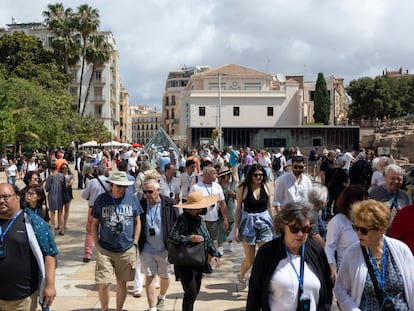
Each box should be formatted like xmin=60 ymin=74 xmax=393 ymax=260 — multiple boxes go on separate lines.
xmin=218 ymin=73 xmax=222 ymax=150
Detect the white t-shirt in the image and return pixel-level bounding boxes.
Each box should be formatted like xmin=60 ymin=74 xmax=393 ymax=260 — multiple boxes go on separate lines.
xmin=190 ymin=181 xmax=224 ymax=222
xmin=269 ymin=256 xmax=320 ymax=311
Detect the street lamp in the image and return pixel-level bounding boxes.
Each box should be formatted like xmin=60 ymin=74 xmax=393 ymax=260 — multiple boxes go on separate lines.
xmin=217 ymin=73 xmax=222 ymax=150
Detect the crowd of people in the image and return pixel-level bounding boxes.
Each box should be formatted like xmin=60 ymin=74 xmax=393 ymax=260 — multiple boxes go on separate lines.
xmin=1 ymin=143 xmax=414 ymax=311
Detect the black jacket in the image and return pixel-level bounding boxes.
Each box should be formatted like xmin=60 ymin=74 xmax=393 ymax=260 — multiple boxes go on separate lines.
xmin=246 ymin=237 xmax=333 ymax=311
xmin=138 ymin=194 xmax=179 ymax=252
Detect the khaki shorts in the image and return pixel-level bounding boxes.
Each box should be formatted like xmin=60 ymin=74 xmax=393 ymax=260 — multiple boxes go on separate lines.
xmin=140 ymin=250 xmax=173 ymax=278
xmin=95 ymin=245 xmax=136 ymax=284
xmin=0 ymin=291 xmax=38 ymax=311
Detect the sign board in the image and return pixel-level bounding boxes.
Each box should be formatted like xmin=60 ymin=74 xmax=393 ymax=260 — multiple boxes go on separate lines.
xmin=377 ymin=147 xmax=390 ymax=156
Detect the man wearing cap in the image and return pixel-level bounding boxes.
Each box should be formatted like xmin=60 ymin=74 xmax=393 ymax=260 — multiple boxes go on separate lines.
xmin=138 ymin=178 xmax=179 ymax=311
xmin=190 ymin=166 xmax=228 ymax=246
xmin=91 ymin=171 xmax=143 ymax=311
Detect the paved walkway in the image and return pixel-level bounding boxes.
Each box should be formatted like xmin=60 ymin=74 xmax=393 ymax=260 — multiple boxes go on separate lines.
xmin=2 ymin=166 xmax=339 ymax=311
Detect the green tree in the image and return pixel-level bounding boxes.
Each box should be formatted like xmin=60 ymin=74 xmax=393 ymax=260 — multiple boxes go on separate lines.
xmin=43 ymin=3 xmax=80 ymax=74
xmin=75 ymin=4 xmax=100 ymax=115
xmin=82 ymin=33 xmax=113 ymax=117
xmin=313 ymin=72 xmax=330 ymax=124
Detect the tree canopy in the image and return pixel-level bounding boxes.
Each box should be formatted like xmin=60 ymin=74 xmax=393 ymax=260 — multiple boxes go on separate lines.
xmin=313 ymin=72 xmax=330 ymax=125
xmin=346 ymin=75 xmax=414 ymax=120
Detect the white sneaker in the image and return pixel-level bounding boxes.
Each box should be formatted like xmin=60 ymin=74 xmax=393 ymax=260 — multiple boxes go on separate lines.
xmin=238 ymin=276 xmax=248 ymax=291
xmin=228 ymin=242 xmax=234 ymax=252
xmin=218 ymin=246 xmax=224 ymax=255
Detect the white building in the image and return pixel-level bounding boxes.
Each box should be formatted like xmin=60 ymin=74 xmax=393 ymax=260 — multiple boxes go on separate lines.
xmin=1 ymin=22 xmax=122 ymax=139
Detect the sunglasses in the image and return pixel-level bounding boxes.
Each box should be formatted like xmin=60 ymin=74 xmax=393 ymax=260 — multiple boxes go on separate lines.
xmin=286 ymin=223 xmax=312 ymax=234
xmin=253 ymin=173 xmax=264 ymax=178
xmin=293 ymin=165 xmax=304 ymax=169
xmin=143 ymin=190 xmax=154 ymax=194
xmin=352 ymin=224 xmax=375 ymax=235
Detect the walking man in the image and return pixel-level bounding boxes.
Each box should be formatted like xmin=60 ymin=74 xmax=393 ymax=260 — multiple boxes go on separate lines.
xmin=138 ymin=178 xmax=179 ymax=311
xmin=92 ymin=172 xmax=143 ymax=311
xmin=0 ymin=183 xmax=58 ymax=311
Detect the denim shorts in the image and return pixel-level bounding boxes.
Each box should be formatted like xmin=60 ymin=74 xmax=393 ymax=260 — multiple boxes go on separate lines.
xmin=238 ymin=219 xmax=273 ymax=245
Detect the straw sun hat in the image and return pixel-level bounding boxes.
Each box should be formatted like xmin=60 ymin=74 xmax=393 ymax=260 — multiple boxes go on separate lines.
xmin=174 ymin=192 xmax=218 ymax=209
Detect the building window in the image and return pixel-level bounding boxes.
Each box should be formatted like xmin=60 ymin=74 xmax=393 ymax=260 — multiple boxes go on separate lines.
xmin=263 ymin=138 xmax=286 ymax=148
xmin=95 ymin=71 xmax=102 ymax=81
xmin=171 ymin=109 xmax=175 ymax=119
xmin=199 ymin=107 xmax=205 ymax=116
xmin=165 ymin=97 xmax=169 ymax=106
xmin=233 ymin=107 xmax=240 ymax=116
xmin=312 ymin=138 xmax=322 ymax=146
xmin=267 ymin=107 xmax=274 ymax=116
xmin=309 ymin=91 xmax=315 ymax=101
xmin=172 ymin=96 xmax=176 ymax=105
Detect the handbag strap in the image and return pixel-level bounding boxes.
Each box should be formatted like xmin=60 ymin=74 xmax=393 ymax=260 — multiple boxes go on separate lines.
xmin=360 ymin=245 xmax=385 ymax=305
xmin=96 ymin=176 xmax=110 ymax=193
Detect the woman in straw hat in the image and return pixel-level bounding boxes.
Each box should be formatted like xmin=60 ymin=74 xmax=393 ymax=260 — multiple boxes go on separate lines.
xmin=169 ymin=192 xmax=222 ymax=311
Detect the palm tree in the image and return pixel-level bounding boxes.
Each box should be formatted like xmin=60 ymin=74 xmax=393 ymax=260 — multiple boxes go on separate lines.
xmin=75 ymin=4 xmax=100 ymax=115
xmin=43 ymin=3 xmax=80 ymax=74
xmin=81 ymin=34 xmax=113 ymax=117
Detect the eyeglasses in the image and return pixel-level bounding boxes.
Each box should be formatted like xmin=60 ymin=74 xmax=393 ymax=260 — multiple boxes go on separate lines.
xmin=286 ymin=223 xmax=312 ymax=234
xmin=143 ymin=190 xmax=154 ymax=194
xmin=253 ymin=173 xmax=264 ymax=178
xmin=0 ymin=194 xmax=17 ymax=201
xmin=25 ymin=191 xmax=37 ymax=197
xmin=352 ymin=224 xmax=375 ymax=235
xmin=293 ymin=165 xmax=304 ymax=169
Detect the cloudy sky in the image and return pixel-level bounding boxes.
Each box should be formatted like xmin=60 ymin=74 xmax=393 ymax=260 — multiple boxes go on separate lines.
xmin=1 ymin=0 xmax=413 ymax=109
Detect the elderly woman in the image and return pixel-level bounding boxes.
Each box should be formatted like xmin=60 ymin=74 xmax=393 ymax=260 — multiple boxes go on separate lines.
xmin=370 ymin=156 xmax=392 ymax=189
xmin=247 ymin=201 xmax=333 ymax=311
xmin=335 ymin=199 xmax=414 ymax=310
xmin=325 ymin=185 xmax=368 ymax=281
xmin=307 ymin=185 xmax=328 ymax=248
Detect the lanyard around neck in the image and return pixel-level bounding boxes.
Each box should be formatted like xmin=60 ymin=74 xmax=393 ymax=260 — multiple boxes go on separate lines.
xmin=368 ymin=241 xmax=387 ymax=289
xmin=147 ymin=200 xmax=160 ymax=227
xmin=286 ymin=244 xmax=305 ymax=293
xmin=0 ymin=210 xmax=22 ymax=242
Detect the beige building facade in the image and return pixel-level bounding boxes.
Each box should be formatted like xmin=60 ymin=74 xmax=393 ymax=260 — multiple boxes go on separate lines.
xmin=129 ymin=106 xmax=162 ymax=145
xmin=1 ymin=22 xmax=123 ymax=139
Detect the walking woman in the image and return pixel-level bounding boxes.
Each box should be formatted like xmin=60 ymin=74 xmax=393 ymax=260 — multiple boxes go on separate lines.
xmin=5 ymin=159 xmax=17 ymax=185
xmin=45 ymin=163 xmax=64 ymax=235
xmin=59 ymin=164 xmax=74 ymax=231
xmin=234 ymin=163 xmax=274 ymax=290
xmin=247 ymin=201 xmax=333 ymax=310
xmin=335 ymin=199 xmax=414 ymax=310
xmin=23 ymin=183 xmax=50 ymax=223
xmin=170 ymin=192 xmax=221 ymax=311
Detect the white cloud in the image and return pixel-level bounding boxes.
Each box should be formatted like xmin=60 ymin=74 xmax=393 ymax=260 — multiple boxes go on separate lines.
xmin=2 ymin=0 xmax=414 ymax=108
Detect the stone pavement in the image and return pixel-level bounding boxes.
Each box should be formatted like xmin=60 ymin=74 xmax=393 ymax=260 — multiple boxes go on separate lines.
xmin=2 ymin=168 xmax=339 ymax=311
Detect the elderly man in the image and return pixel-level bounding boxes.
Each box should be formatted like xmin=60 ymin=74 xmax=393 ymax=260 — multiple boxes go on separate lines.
xmin=159 ymin=163 xmax=180 ymax=203
xmin=369 ymin=164 xmax=410 ymax=218
xmin=0 ymin=183 xmax=58 ymax=311
xmin=273 ymin=155 xmax=313 ymax=213
xmin=191 ymin=166 xmax=229 ymax=244
xmin=138 ymin=178 xmax=179 ymax=311
xmin=92 ymin=172 xmax=143 ymax=311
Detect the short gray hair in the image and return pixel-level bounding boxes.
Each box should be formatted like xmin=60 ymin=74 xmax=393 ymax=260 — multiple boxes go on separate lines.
xmin=307 ymin=185 xmax=328 ymax=207
xmin=274 ymin=201 xmax=314 ymax=236
xmin=384 ymin=164 xmax=404 ymax=176
xmin=143 ymin=178 xmax=160 ymax=190
xmin=336 ymin=157 xmax=346 ymax=167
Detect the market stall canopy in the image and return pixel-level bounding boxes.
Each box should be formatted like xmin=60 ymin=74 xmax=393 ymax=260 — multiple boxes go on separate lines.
xmin=79 ymin=140 xmax=98 ymax=148
xmin=101 ymin=140 xmax=123 ymax=147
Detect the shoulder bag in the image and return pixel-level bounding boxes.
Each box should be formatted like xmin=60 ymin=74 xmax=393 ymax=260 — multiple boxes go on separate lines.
xmin=360 ymin=245 xmax=396 ymax=311
xmin=168 ymin=241 xmax=205 ymax=266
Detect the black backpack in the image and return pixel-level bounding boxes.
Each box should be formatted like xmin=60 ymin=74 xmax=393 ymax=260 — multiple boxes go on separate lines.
xmin=272 ymin=155 xmax=282 ymax=171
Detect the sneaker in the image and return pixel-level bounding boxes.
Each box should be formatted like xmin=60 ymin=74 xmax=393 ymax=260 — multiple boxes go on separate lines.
xmin=218 ymin=246 xmax=224 ymax=255
xmin=82 ymin=258 xmax=91 ymax=263
xmin=133 ymin=290 xmax=142 ymax=298
xmin=238 ymin=276 xmax=248 ymax=291
xmin=228 ymin=242 xmax=234 ymax=252
xmin=156 ymin=297 xmax=165 ymax=311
